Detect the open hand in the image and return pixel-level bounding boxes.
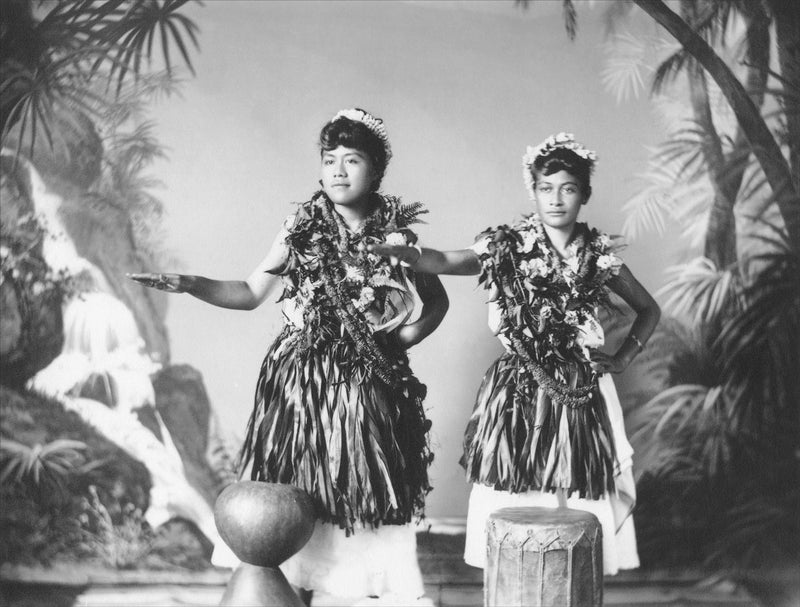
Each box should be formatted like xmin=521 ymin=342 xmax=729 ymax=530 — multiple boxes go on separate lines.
xmin=368 ymin=243 xmax=420 ymax=267
xmin=127 ymin=272 xmax=186 ymax=293
xmin=588 ymin=349 xmax=627 ymax=374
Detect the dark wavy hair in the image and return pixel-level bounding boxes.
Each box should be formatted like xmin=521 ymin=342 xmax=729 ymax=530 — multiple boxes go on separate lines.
xmin=532 ymin=147 xmax=593 ymax=199
xmin=319 ymin=110 xmax=388 ymax=191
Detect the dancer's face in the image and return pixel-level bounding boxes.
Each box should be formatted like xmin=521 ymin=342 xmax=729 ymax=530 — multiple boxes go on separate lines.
xmin=532 ymin=170 xmax=586 ymax=232
xmin=321 ymin=146 xmax=375 ymax=207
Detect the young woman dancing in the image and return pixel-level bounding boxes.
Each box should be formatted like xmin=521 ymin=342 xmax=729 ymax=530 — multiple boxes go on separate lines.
xmin=131 ymin=108 xmax=448 ymax=604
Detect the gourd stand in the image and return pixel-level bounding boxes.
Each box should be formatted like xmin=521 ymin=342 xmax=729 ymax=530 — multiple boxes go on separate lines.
xmin=214 ymin=481 xmax=316 ymax=607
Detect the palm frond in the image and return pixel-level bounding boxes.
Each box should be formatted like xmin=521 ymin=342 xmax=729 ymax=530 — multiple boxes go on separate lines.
xmin=562 ymin=0 xmax=577 ymax=41
xmin=601 ymin=31 xmax=650 ymax=103
xmin=715 ymin=246 xmax=800 ymax=428
xmin=736 ymin=161 xmax=769 ymax=204
xmin=652 ymin=47 xmax=692 ymax=95
xmin=620 ymin=185 xmax=676 ymax=240
xmin=1 ymin=56 xmax=101 ymax=159
xmin=2 ymin=0 xmax=200 ymax=160
xmin=652 ymin=124 xmax=710 ymax=180
xmin=619 ymin=141 xmax=713 ymax=242
xmin=657 ymin=257 xmax=741 ymax=324
xmin=651 ymin=93 xmax=692 ymax=130
xmin=0 ymin=439 xmax=87 ymax=488
xmin=629 ymin=384 xmax=711 ymax=473
xmin=91 ymin=0 xmax=201 ymax=93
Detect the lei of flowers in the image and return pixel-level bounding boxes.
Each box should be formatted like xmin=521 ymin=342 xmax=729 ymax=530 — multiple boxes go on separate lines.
xmin=332 ymin=108 xmax=392 ymax=162
xmin=522 ymin=132 xmax=598 ymax=201
xmin=474 ymin=214 xmax=622 ymax=408
xmin=282 ymin=191 xmax=427 ymax=385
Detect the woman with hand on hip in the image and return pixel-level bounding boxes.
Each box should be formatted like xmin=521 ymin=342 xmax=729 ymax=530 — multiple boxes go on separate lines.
xmin=372 ymin=133 xmax=660 ymax=575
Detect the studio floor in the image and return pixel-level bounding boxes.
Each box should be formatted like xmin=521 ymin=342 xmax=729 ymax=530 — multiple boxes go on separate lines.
xmin=2 ymin=527 xmax=784 ymax=607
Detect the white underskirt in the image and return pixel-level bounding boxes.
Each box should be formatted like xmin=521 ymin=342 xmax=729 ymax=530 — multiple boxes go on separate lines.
xmin=281 ymin=522 xmax=431 ymax=604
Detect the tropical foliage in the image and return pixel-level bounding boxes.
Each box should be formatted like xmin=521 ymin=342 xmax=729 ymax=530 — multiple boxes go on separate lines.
xmin=516 ymin=0 xmax=800 ymax=570
xmin=1 ymin=1 xmax=200 ymax=360
xmin=0 ymin=438 xmax=89 ymax=493
xmin=539 ymin=0 xmax=799 ymax=570
xmin=1 ymin=0 xmax=199 ymax=161
xmin=0 ymin=1 xmax=204 ymax=569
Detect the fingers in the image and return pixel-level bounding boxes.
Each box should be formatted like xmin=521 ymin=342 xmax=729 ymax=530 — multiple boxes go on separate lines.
xmin=126 ymin=272 xmax=179 ymax=292
xmin=588 ymin=349 xmax=613 ymax=374
xmin=127 ymin=272 xmax=158 ymax=288
xmin=590 ymin=362 xmax=613 ymax=375
xmin=589 ymin=357 xmax=621 ymax=374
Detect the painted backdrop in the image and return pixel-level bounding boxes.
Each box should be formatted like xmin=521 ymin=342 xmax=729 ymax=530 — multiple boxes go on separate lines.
xmin=148 ymin=1 xmax=673 ymax=520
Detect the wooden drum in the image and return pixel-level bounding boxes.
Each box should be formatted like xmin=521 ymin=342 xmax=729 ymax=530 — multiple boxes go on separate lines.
xmin=485 ymin=507 xmax=603 ymax=607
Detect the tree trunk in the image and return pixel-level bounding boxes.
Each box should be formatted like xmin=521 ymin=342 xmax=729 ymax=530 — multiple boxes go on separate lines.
xmin=634 ymin=0 xmax=800 ymax=252
xmin=692 ymin=1 xmax=770 ymax=269
xmin=686 ymin=59 xmax=737 ymax=269
xmin=771 ymin=1 xmax=800 ymax=192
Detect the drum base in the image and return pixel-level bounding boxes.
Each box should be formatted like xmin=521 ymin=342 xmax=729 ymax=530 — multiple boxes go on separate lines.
xmin=485 ymin=506 xmax=603 ymax=607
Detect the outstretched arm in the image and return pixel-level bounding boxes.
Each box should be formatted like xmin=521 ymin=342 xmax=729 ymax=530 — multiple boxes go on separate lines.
xmin=128 ymin=220 xmax=291 ymax=311
xmin=395 ymin=273 xmax=449 ymax=348
xmin=370 ymin=243 xmax=481 ymax=276
xmin=589 ymin=264 xmax=661 ymax=374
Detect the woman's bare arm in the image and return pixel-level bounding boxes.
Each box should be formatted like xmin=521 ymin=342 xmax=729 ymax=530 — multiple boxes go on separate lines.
xmin=128 ymin=219 xmax=292 ymax=310
xmin=370 ymin=243 xmax=480 ymax=276
xmin=395 ymin=273 xmax=449 ymax=348
xmin=589 ymin=263 xmax=661 ymax=373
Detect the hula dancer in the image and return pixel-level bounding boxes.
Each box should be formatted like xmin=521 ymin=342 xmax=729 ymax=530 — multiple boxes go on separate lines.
xmin=130 ymin=109 xmax=448 ymax=604
xmin=372 ymin=133 xmax=660 ymax=574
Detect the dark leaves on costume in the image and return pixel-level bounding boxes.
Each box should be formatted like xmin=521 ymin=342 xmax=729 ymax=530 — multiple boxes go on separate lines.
xmin=235 ymin=191 xmax=434 ymax=532
xmin=462 ymin=355 xmax=615 ymax=499
xmin=474 ymin=219 xmax=616 ymax=389
xmin=461 ymin=216 xmax=621 ymax=496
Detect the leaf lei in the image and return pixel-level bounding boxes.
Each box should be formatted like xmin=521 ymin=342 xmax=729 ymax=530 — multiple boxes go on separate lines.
xmin=283 ymin=191 xmax=427 ymax=386
xmin=475 ymin=214 xmax=622 ymax=408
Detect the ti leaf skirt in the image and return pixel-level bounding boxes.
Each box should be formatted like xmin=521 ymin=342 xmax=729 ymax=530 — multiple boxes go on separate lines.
xmin=237 ymin=333 xmax=433 ymax=533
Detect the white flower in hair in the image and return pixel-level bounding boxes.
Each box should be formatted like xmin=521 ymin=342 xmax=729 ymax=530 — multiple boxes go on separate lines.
xmin=521 ymin=132 xmax=598 ymax=200
xmin=332 ymin=108 xmax=393 ymax=162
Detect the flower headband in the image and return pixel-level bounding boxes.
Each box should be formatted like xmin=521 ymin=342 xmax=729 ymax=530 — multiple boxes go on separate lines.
xmin=522 ymin=132 xmax=597 ymax=200
xmin=332 ymin=108 xmax=392 ymax=162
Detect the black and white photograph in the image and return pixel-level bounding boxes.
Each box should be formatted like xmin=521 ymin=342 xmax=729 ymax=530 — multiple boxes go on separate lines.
xmin=1 ymin=1 xmax=798 ymax=606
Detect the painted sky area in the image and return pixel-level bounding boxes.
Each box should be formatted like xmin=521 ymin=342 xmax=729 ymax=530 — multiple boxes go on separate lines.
xmin=148 ymin=0 xmax=672 ymax=519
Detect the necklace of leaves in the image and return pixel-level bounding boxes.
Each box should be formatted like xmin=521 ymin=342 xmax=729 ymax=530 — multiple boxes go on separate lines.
xmin=497 ymin=222 xmax=598 ymax=408
xmin=312 ymin=193 xmax=405 ymax=386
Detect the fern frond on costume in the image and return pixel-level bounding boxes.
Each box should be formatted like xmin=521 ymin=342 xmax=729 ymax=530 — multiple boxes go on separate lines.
xmin=397 ymin=201 xmax=429 ymax=225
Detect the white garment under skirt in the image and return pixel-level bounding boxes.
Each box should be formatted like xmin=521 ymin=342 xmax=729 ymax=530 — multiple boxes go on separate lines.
xmin=463 ymin=372 xmax=640 ymax=576
xmin=281 ymin=522 xmax=427 ymax=602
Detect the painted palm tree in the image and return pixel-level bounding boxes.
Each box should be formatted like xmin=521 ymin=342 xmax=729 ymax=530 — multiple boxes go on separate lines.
xmin=603 ymin=2 xmax=799 ymax=569
xmin=1 ymin=0 xmax=199 ymax=162
xmin=1 ymin=1 xmax=200 ymax=360
xmin=64 ymin=73 xmax=182 ymax=359
xmin=517 ymin=0 xmax=800 ymax=569
xmin=517 ymin=0 xmax=799 ymax=250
